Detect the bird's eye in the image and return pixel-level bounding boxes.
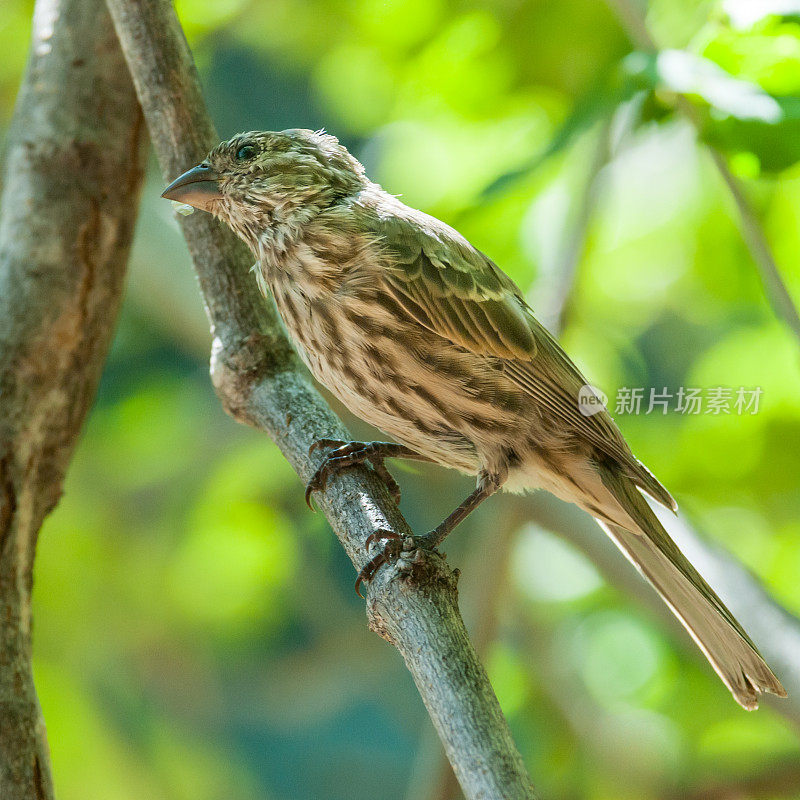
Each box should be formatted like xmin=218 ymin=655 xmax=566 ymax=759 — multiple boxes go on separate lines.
xmin=235 ymin=144 xmax=258 ymax=161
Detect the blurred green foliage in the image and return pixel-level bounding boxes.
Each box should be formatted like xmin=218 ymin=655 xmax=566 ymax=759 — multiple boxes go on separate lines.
xmin=3 ymin=0 xmax=800 ymax=797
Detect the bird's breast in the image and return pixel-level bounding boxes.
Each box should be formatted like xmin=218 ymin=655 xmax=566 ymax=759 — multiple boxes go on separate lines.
xmin=261 ymin=266 xmax=480 ymax=472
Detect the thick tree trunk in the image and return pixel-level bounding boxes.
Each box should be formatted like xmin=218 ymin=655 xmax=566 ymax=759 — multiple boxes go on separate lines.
xmin=0 ymin=1 xmax=146 ymax=796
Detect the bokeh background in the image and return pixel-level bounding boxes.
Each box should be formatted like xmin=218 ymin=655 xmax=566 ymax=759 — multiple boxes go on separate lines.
xmin=3 ymin=0 xmax=800 ymax=797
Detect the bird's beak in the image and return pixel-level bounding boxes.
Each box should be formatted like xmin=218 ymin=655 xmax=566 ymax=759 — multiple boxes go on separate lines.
xmin=161 ymin=163 xmax=223 ymax=212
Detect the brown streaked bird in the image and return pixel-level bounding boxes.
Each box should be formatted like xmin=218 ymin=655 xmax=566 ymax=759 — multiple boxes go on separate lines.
xmin=163 ymin=128 xmax=786 ymax=709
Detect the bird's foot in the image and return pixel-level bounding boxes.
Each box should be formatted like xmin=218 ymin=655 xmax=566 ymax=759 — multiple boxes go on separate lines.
xmin=354 ymin=529 xmax=438 ymax=598
xmin=305 ymin=439 xmax=402 ymax=509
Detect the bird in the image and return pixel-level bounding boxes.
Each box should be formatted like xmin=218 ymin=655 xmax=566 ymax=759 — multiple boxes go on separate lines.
xmin=163 ymin=128 xmax=786 ymax=710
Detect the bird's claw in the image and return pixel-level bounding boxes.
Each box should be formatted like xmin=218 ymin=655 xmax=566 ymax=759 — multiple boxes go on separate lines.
xmin=354 ymin=529 xmax=436 ymax=597
xmin=305 ymin=439 xmax=402 ymax=510
xmin=305 ymin=439 xmax=348 ymax=509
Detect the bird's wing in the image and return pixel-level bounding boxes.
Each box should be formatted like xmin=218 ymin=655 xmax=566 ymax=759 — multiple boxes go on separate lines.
xmin=373 ymin=211 xmax=538 ymax=361
xmin=369 ymin=204 xmax=675 ymax=509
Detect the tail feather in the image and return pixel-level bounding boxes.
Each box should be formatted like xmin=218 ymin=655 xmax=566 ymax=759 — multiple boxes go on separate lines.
xmin=596 ymin=464 xmax=786 ymax=709
xmin=629 ymin=458 xmax=678 ymax=512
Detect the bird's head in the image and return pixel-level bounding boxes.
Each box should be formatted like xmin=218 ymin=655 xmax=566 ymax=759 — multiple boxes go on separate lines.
xmin=162 ymin=129 xmax=367 ymax=241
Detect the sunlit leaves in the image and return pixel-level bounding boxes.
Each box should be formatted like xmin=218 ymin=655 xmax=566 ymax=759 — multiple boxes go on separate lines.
xmin=175 ymin=0 xmax=250 ymax=36
xmin=352 ymin=0 xmax=444 ymax=50
xmin=699 ymin=712 xmax=799 ymax=768
xmin=486 ymin=644 xmax=532 ymax=717
xmin=723 ymin=0 xmax=800 ymax=30
xmin=572 ymin=612 xmax=665 ymax=703
xmin=702 ymin=18 xmax=800 ymax=95
xmin=35 ymin=662 xmax=261 ymax=800
xmin=170 ymin=501 xmax=297 ymax=631
xmin=647 ymin=49 xmax=782 ymax=121
xmin=313 ymin=44 xmax=394 ymax=132
xmin=512 ymin=526 xmax=603 ymax=603
xmin=693 ymin=15 xmax=800 ymax=169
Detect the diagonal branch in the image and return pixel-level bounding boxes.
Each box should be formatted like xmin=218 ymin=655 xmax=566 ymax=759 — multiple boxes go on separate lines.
xmin=702 ymin=138 xmax=800 ymax=345
xmin=0 ymin=0 xmax=147 ymax=797
xmin=102 ymin=1 xmax=537 ymax=797
xmin=604 ymin=0 xmax=800 ymax=347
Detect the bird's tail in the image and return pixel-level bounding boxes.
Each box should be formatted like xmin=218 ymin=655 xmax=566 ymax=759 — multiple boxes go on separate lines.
xmin=596 ymin=464 xmax=786 ymax=709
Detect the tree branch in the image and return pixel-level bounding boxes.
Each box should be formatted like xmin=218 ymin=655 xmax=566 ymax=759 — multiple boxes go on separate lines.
xmin=0 ymin=0 xmax=146 ymax=796
xmin=702 ymin=138 xmax=800 ymax=345
xmin=102 ymin=1 xmax=537 ymax=797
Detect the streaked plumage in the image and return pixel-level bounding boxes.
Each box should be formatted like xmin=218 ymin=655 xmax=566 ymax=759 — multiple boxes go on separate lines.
xmin=163 ymin=128 xmax=786 ymax=709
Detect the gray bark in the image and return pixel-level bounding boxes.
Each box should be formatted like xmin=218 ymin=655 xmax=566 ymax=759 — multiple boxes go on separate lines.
xmin=0 ymin=1 xmax=146 ymax=796
xmin=103 ymin=1 xmax=537 ymax=798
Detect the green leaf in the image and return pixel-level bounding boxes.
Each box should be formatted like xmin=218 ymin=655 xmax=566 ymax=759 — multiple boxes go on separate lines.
xmin=700 ymin=96 xmax=800 ymax=171
xmin=699 ymin=17 xmax=800 ymax=96
xmin=626 ymin=49 xmax=783 ymax=122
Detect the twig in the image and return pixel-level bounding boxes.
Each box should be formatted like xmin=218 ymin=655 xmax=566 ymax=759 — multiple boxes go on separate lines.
xmin=704 ymin=137 xmax=800 ymax=345
xmin=0 ymin=1 xmax=146 ymax=797
xmin=604 ymin=0 xmax=655 ymax=51
xmin=605 ymin=0 xmax=800 ymax=347
xmin=102 ymin=1 xmax=537 ymax=797
xmin=536 ymin=118 xmax=614 ymax=335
